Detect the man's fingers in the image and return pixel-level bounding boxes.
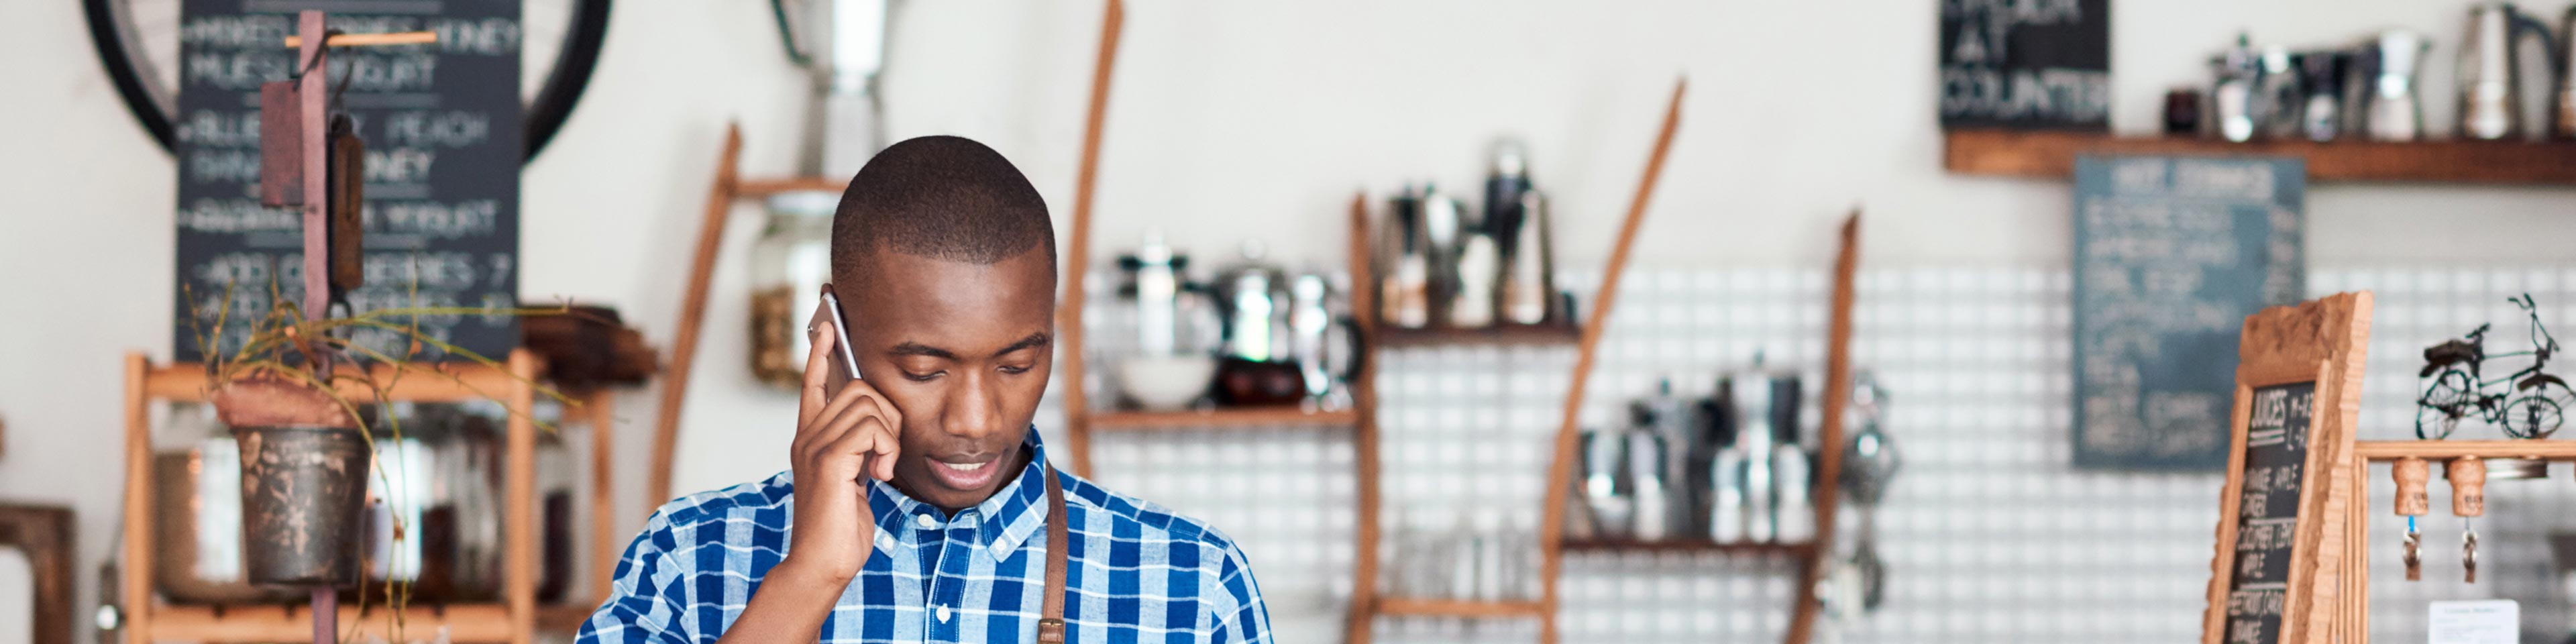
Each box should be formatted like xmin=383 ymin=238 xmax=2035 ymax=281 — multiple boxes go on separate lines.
xmin=816 ymin=380 xmax=883 ymax=431
xmin=842 ymin=378 xmax=904 ymax=433
xmin=877 ymin=435 xmax=899 ymax=481
xmin=798 ymin=319 xmax=838 ymax=427
xmin=820 ymin=413 xmax=901 ymax=481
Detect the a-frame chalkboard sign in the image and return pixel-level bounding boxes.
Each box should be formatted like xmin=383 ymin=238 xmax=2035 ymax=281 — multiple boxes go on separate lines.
xmin=2202 ymin=292 xmax=2373 ymax=644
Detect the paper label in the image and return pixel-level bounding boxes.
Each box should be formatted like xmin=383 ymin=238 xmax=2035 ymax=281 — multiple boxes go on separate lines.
xmin=2427 ymin=600 xmax=2517 ymax=644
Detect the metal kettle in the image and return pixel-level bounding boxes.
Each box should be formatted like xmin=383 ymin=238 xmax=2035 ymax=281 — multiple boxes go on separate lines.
xmin=2362 ymin=30 xmax=2434 ymax=141
xmin=2458 ymin=2 xmax=2563 ymax=140
xmin=2557 ymin=7 xmax=2576 ymax=138
xmin=1210 ymin=242 xmax=1305 ymax=406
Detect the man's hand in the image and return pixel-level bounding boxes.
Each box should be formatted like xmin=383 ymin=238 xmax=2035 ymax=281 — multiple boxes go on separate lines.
xmin=710 ymin=321 xmax=902 ymax=644
xmin=783 ymin=319 xmax=903 ymax=583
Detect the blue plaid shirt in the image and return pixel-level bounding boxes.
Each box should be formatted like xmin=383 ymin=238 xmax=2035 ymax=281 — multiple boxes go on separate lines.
xmin=578 ymin=431 xmax=1272 ymax=643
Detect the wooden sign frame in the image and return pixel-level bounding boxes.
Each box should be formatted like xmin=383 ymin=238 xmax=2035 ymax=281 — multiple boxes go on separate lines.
xmin=2202 ymin=292 xmax=2373 ymax=644
xmin=0 ymin=504 xmax=73 ymax=644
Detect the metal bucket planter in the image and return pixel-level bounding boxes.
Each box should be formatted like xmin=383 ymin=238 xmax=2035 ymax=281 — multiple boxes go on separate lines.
xmin=211 ymin=378 xmax=370 ymax=587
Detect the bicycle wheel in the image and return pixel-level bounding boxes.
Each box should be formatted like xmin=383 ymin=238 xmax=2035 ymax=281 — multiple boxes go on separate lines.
xmin=83 ymin=0 xmax=610 ymax=162
xmin=2418 ymin=403 xmax=2464 ymax=439
xmin=2422 ymin=368 xmax=2476 ymax=409
xmin=2501 ymin=395 xmax=2565 ymax=439
xmin=2416 ymin=369 xmax=2476 ymax=439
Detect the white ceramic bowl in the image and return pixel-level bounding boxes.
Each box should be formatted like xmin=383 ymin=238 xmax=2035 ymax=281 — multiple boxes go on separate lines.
xmin=1118 ymin=355 xmax=1216 ymax=411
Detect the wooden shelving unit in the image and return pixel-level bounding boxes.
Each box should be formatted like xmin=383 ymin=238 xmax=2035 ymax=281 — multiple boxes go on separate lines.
xmin=1087 ymin=407 xmax=1360 ymax=431
xmin=651 ymin=121 xmax=866 ymax=517
xmin=1373 ymin=597 xmax=1549 ymax=619
xmin=120 ymin=350 xmax=620 ymax=644
xmin=135 ymin=591 xmax=596 ymax=641
xmin=735 ymin=176 xmax=847 ymax=198
xmin=1340 ymin=78 xmax=1864 ymax=644
xmin=1374 ymin=321 xmax=1580 ymax=347
xmin=2353 ymin=439 xmax=2576 ymax=460
xmin=1558 ymin=539 xmax=1818 ymax=557
xmin=1943 ymin=129 xmax=2576 ymax=184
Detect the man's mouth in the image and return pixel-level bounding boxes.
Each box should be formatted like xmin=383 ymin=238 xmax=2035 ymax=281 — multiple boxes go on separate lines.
xmin=926 ymin=456 xmax=1004 ymax=490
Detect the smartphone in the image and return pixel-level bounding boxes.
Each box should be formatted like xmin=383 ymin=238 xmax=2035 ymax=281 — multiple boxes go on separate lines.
xmin=811 ymin=284 xmax=888 ymax=484
xmin=810 ymin=284 xmax=863 ymax=394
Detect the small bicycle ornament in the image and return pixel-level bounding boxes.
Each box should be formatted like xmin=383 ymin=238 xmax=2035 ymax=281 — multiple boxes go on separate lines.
xmin=2416 ymin=294 xmax=2573 ymax=439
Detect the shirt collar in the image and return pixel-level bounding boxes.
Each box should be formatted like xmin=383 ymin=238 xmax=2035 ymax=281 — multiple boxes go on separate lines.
xmin=865 ymin=428 xmax=1054 ymax=561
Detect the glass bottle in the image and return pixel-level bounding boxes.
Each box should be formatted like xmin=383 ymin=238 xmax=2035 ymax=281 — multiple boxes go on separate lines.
xmin=748 ymin=191 xmax=841 ymax=389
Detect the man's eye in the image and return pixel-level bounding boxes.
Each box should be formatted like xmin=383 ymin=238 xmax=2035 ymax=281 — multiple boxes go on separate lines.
xmin=998 ymin=364 xmax=1031 ymax=375
xmin=902 ymin=371 xmax=943 ymax=382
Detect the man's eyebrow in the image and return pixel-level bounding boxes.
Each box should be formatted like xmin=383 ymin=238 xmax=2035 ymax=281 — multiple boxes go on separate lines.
xmin=886 ymin=342 xmax=957 ymax=360
xmin=883 ymin=333 xmax=1049 ymax=361
xmin=992 ymin=332 xmax=1051 ymax=358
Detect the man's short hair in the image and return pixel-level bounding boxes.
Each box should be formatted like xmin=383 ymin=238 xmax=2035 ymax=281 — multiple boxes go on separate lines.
xmin=830 ymin=135 xmax=1057 ymax=284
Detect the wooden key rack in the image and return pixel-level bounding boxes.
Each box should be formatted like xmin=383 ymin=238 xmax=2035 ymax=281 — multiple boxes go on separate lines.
xmin=2199 ymin=290 xmax=2576 ymax=644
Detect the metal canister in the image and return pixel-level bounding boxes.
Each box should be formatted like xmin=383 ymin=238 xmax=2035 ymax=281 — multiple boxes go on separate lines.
xmin=1578 ymin=426 xmax=1631 ymax=540
xmin=1625 ymin=429 xmax=1671 ymax=542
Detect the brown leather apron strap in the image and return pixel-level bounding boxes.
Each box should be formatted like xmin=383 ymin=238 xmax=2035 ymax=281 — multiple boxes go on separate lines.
xmin=1037 ymin=466 xmax=1069 ymax=643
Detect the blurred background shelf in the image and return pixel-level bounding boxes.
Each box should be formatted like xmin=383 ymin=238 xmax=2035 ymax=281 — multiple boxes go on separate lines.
xmin=1558 ymin=538 xmax=1817 ymax=557
xmin=145 ymin=602 xmax=601 ymax=643
xmin=1371 ymin=597 xmax=1548 ymax=619
xmin=735 ymin=176 xmax=847 ymax=197
xmin=1943 ymin=129 xmax=2576 ymax=184
xmin=1373 ymin=321 xmax=1581 ymax=347
xmin=1087 ymin=407 xmax=1358 ymax=430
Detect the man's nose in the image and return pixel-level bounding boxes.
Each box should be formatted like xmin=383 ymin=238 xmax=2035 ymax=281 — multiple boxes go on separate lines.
xmin=943 ymin=369 xmax=1006 ymax=440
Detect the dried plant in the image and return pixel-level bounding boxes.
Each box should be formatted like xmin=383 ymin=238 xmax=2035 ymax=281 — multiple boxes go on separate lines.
xmin=187 ymin=278 xmax=576 ymax=642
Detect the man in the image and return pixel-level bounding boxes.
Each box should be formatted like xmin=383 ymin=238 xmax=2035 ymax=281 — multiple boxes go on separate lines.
xmin=580 ymin=136 xmax=1272 ymax=643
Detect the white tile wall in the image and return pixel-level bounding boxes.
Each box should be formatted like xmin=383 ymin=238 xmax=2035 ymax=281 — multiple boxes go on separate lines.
xmin=1047 ymin=265 xmax=2576 ymax=644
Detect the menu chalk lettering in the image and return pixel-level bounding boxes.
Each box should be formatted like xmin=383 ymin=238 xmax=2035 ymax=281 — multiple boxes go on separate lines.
xmin=2073 ymin=156 xmax=2304 ymax=470
xmin=2221 ymin=382 xmax=2314 ymax=644
xmin=1938 ymin=0 xmax=2110 ymax=130
xmin=172 ymin=0 xmax=521 ymax=362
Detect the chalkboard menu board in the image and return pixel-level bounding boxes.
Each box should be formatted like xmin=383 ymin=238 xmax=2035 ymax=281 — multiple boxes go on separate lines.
xmin=2221 ymin=381 xmax=2314 ymax=644
xmin=2073 ymin=156 xmax=2304 ymax=471
xmin=173 ymin=1 xmax=521 ymax=362
xmin=1938 ymin=0 xmax=2110 ymax=130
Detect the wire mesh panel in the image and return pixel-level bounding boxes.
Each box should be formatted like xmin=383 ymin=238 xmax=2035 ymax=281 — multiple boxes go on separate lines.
xmin=1051 ymin=265 xmax=2576 ymax=644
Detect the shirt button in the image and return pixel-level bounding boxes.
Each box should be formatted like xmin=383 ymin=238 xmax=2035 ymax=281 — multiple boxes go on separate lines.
xmin=936 ymin=604 xmax=952 ymax=623
xmin=914 ymin=514 xmax=937 ymax=529
xmin=875 ymin=534 xmax=895 ymax=549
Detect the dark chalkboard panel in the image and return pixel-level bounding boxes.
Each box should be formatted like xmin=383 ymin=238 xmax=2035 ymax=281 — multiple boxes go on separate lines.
xmin=1938 ymin=0 xmax=2110 ymax=130
xmin=2072 ymin=155 xmax=2304 ymax=470
xmin=2220 ymin=381 xmax=2314 ymax=644
xmin=173 ymin=1 xmax=521 ymax=362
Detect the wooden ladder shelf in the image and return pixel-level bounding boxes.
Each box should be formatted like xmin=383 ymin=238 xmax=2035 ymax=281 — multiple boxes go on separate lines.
xmin=117 ymin=350 xmax=623 ymax=644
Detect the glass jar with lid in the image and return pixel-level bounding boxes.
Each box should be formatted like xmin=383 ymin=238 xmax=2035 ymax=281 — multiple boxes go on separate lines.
xmin=749 ymin=191 xmax=841 ymax=389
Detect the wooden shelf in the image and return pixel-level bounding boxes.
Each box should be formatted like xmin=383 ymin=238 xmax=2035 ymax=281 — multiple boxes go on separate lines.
xmin=1087 ymin=407 xmax=1358 ymax=430
xmin=735 ymin=176 xmax=847 ymax=198
xmin=1374 ymin=321 xmax=1581 ymax=347
xmin=145 ymin=362 xmax=531 ymax=404
xmin=2355 ymin=439 xmax=2576 ymax=461
xmin=1559 ymin=538 xmax=1817 ymax=556
xmin=1943 ymin=129 xmax=2576 ymax=184
xmin=144 ymin=602 xmax=605 ymax=643
xmin=536 ymin=604 xmax=595 ymax=631
xmin=1372 ymin=597 xmax=1548 ymax=619
xmin=121 ymin=352 xmax=615 ymax=644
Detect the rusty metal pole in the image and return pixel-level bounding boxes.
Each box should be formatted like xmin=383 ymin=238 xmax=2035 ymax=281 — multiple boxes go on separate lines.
xmin=294 ymin=11 xmax=339 ymax=643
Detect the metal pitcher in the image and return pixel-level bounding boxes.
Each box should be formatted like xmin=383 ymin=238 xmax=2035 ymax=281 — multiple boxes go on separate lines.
xmin=2363 ymin=30 xmax=2433 ymax=141
xmin=2458 ymin=3 xmax=2562 ymax=140
xmin=2555 ymin=7 xmax=2576 ymax=138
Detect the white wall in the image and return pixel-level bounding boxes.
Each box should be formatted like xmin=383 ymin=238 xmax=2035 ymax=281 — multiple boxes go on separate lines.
xmin=5 ymin=1 xmax=2574 ymax=641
